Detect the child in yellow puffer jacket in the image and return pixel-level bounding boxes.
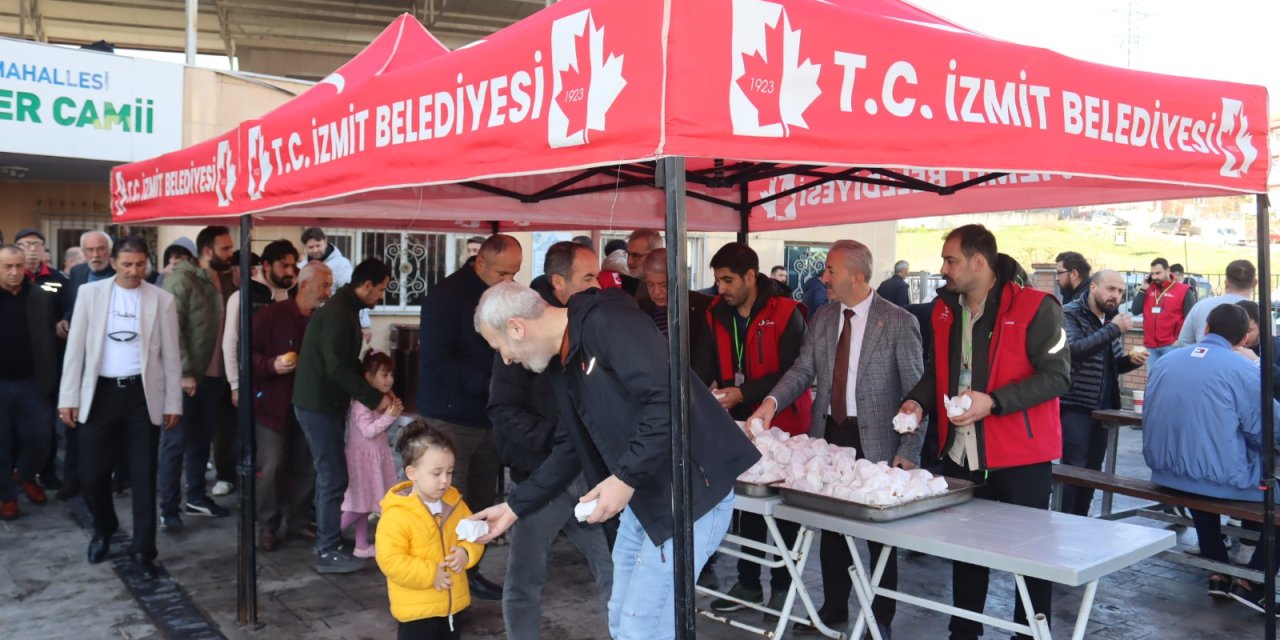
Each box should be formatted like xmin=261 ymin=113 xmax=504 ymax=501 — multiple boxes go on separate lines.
xmin=377 ymin=420 xmax=484 ymax=639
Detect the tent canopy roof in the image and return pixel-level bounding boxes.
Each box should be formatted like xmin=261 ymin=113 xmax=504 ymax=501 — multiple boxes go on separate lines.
xmin=111 ymin=0 xmax=1270 ymax=232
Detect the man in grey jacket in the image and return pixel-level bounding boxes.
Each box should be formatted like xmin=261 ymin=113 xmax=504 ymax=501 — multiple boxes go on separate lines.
xmin=750 ymin=239 xmax=924 ymax=638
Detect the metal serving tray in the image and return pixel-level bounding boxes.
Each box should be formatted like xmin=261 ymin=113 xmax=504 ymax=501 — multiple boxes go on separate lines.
xmin=734 ymin=479 xmax=784 ymax=497
xmin=778 ymin=477 xmax=978 ymax=522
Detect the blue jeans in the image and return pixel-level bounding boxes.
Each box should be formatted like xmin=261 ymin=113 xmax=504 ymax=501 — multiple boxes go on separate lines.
xmin=608 ymin=490 xmax=734 ymax=640
xmin=1147 ymin=345 xmax=1175 ymax=366
xmin=0 ymin=378 xmax=53 ymax=501
xmin=294 ymin=405 xmax=349 ymax=554
xmin=158 ymin=376 xmax=224 ymax=514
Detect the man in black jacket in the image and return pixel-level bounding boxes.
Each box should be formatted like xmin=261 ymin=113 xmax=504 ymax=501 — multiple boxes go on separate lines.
xmin=487 ymin=241 xmax=612 ymax=639
xmin=0 ymin=245 xmax=59 ymax=519
xmin=876 ymin=260 xmax=912 ymax=307
xmin=1059 ymin=270 xmax=1146 ymax=516
xmin=417 ymin=233 xmax=521 ymax=599
xmin=471 ymin=283 xmax=759 ymax=640
xmin=1054 ymin=251 xmax=1091 ymax=305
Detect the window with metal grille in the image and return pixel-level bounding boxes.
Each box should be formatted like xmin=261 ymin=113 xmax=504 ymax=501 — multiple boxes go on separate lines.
xmin=320 ymin=228 xmax=454 ymax=313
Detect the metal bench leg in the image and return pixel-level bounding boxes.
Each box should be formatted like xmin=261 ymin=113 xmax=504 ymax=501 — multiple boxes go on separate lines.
xmin=1050 ymin=479 xmax=1064 ymax=512
xmin=1070 ymin=580 xmax=1100 ymax=640
xmin=845 ymin=536 xmax=884 ymax=640
xmin=1013 ymin=574 xmax=1052 ymax=640
xmin=1101 ymin=426 xmax=1120 ymax=516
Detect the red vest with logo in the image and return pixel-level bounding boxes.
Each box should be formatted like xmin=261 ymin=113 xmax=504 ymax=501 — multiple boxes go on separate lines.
xmin=932 ymin=283 xmax=1062 ymax=468
xmin=1140 ymin=281 xmax=1190 ymax=348
xmin=709 ymin=296 xmax=813 ymax=435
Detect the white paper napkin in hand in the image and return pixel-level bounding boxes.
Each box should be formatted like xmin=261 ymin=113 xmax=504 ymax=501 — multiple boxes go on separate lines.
xmin=943 ymin=394 xmax=973 ymax=418
xmin=891 ymin=412 xmax=919 ymax=434
xmin=575 ymin=499 xmax=599 ymax=522
xmin=455 ymin=519 xmax=489 ymax=543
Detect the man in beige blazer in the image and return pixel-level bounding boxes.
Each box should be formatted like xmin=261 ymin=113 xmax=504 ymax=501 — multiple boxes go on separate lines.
xmin=59 ymin=237 xmax=182 ymax=580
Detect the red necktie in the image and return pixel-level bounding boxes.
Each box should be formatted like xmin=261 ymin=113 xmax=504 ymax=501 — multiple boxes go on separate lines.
xmin=831 ymin=309 xmax=854 ymax=423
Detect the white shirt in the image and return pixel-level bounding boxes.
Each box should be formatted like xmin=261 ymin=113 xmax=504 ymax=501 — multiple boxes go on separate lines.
xmin=831 ymin=294 xmax=874 ymax=418
xmin=420 ymin=496 xmax=443 ymax=516
xmin=949 ymin=294 xmax=985 ymax=470
xmin=100 ymin=284 xmax=143 ymax=378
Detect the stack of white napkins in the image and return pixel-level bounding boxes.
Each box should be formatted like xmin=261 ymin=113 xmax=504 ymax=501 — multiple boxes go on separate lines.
xmin=455 ymin=519 xmax=489 ymax=543
xmin=574 ymin=499 xmax=599 ymax=522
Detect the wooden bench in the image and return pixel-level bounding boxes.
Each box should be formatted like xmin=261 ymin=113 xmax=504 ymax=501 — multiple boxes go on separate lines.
xmin=1051 ymin=464 xmax=1276 ymax=582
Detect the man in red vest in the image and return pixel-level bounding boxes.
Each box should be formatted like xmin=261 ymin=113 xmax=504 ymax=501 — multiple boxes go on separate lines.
xmin=899 ymin=224 xmax=1070 ymax=640
xmin=1129 ymin=257 xmax=1196 ymax=366
xmin=693 ymin=241 xmax=808 ymax=614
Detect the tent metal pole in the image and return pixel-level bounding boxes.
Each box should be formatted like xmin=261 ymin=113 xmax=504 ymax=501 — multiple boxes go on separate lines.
xmin=1257 ymin=193 xmax=1275 ymax=637
xmin=236 ymin=214 xmax=258 ymax=626
xmin=662 ymin=156 xmax=695 ymax=639
xmin=738 ymin=181 xmax=750 ymax=244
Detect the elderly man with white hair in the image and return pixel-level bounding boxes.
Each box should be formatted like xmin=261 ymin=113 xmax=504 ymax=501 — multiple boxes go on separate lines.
xmin=469 ymin=281 xmax=759 ymax=640
xmin=49 ymin=230 xmax=119 ymax=500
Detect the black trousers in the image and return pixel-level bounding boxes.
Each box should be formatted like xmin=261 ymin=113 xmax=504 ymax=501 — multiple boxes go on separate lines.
xmin=398 ymin=616 xmax=459 ymax=640
xmin=940 ymin=457 xmax=1053 ymax=640
xmin=737 ymin=512 xmax=802 ymax=593
xmin=821 ymin=417 xmax=897 ymax=624
xmin=79 ymin=379 xmax=160 ymax=560
xmin=1059 ymin=408 xmax=1109 ymax=516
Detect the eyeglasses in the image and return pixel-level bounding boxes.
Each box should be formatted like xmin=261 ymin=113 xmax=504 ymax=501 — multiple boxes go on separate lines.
xmin=16 ymin=240 xmax=44 ymax=250
xmin=108 ymin=331 xmax=138 ymax=342
xmin=1055 ymin=270 xmax=1070 ymax=276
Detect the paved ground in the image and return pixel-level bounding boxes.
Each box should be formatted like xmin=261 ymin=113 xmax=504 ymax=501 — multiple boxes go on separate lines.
xmin=2 ymin=426 xmax=1274 ymax=639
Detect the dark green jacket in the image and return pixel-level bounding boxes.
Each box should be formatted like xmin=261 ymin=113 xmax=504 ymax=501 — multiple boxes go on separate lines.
xmin=162 ymin=260 xmax=222 ymax=377
xmin=293 ymin=285 xmax=383 ymax=416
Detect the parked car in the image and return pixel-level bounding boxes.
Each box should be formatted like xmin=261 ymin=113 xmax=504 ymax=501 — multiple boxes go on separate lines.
xmin=1088 ymin=211 xmax=1129 ymax=227
xmin=1149 ymin=217 xmax=1201 ymax=236
xmin=1210 ymin=227 xmax=1247 ymax=246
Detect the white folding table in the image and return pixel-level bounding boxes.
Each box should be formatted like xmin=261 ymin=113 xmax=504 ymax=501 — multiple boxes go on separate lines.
xmin=696 ymin=492 xmax=844 ymax=639
xmin=772 ymin=499 xmax=1175 ymax=640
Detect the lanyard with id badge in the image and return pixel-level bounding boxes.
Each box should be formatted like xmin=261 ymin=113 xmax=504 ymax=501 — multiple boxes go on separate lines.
xmin=1150 ymin=282 xmax=1173 ymax=315
xmin=959 ymin=307 xmax=973 ymax=391
xmin=731 ymin=317 xmax=746 ymax=386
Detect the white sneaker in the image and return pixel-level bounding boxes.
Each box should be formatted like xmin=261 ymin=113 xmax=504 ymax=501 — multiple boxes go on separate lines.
xmin=211 ymin=481 xmax=234 ymax=497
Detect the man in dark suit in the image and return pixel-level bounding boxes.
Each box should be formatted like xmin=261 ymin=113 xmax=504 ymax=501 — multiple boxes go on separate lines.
xmin=876 ymin=260 xmax=912 ymax=307
xmin=752 ymin=240 xmax=924 ymax=639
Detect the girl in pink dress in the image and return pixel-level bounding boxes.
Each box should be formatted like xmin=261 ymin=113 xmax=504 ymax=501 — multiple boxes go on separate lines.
xmin=341 ymin=351 xmax=403 ymax=558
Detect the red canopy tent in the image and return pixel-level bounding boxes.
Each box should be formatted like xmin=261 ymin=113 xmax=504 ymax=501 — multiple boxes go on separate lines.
xmin=110 ymin=0 xmax=1267 ymax=231
xmin=108 ymin=0 xmax=1273 ymax=634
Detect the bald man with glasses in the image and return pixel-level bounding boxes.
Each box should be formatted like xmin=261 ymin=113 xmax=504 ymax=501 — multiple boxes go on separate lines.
xmin=59 ymin=237 xmax=182 ymax=579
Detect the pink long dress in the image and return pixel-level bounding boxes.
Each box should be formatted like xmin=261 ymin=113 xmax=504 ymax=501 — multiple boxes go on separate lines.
xmin=341 ymin=399 xmax=399 ymax=514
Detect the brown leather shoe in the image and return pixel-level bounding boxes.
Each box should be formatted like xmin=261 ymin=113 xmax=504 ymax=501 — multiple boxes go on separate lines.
xmin=0 ymin=500 xmax=18 ymax=520
xmin=56 ymin=481 xmax=81 ymax=501
xmin=257 ymin=528 xmax=279 ymax=552
xmin=16 ymin=478 xmax=46 ymax=501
